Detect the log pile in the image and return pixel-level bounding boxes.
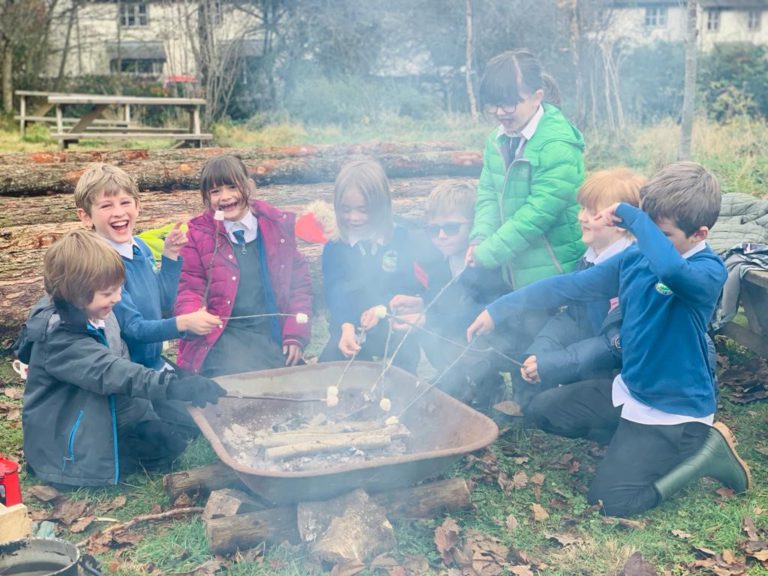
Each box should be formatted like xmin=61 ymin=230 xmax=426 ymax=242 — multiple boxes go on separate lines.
xmin=163 ymin=464 xmax=473 ymax=559
xmin=0 ymin=143 xmax=480 ymax=350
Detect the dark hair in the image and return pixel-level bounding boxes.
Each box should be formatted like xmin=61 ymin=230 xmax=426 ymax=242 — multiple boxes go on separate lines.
xmin=199 ymin=154 xmax=253 ymax=208
xmin=479 ymin=49 xmax=561 ymax=108
xmin=640 ymin=162 xmax=721 ymax=235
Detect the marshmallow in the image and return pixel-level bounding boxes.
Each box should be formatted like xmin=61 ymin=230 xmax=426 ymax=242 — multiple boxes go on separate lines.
xmin=385 ymin=416 xmax=399 ymax=426
xmin=326 ymin=395 xmax=339 ymax=407
xmin=326 ymin=386 xmax=339 ymax=398
xmin=213 ymin=210 xmax=225 ymax=221
xmin=379 ymin=397 xmax=392 ymax=412
xmin=373 ymin=305 xmax=387 ymax=319
xmin=296 ymin=312 xmax=309 ymax=324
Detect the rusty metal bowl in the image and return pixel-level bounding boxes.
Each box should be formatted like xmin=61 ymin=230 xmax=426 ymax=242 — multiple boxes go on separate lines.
xmin=189 ymin=362 xmax=499 ymax=504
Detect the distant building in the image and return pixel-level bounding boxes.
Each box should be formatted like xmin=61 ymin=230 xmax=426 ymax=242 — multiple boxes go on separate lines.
xmin=606 ymin=0 xmax=768 ymax=50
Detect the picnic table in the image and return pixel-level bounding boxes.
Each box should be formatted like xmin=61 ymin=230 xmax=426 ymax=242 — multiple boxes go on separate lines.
xmin=49 ymin=93 xmax=212 ymax=149
xmin=718 ymin=269 xmax=768 ymax=357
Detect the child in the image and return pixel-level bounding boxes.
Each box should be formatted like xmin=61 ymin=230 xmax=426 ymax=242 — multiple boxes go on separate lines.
xmin=518 ymin=168 xmax=644 ymax=396
xmin=467 ymin=49 xmax=585 ymax=350
xmin=467 ymin=162 xmax=751 ymax=517
xmin=389 ymin=180 xmax=507 ymax=405
xmin=75 ymin=163 xmax=221 ymax=371
xmin=320 ymin=158 xmax=424 ymax=372
xmin=175 ymin=155 xmax=312 ymax=376
xmin=17 ymin=230 xmax=224 ymax=487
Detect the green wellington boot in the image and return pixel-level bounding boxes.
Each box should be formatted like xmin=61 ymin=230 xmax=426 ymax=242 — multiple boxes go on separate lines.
xmin=654 ymin=422 xmax=752 ymax=502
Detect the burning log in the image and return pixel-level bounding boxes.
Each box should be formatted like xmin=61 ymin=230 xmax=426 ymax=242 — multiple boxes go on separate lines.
xmin=0 ymin=143 xmax=481 ymax=196
xmin=204 ymin=477 xmax=472 ymax=555
xmin=201 ymin=488 xmax=266 ymax=521
xmin=264 ymin=432 xmax=394 ymax=460
xmin=258 ymin=422 xmax=410 ymax=451
xmin=162 ymin=463 xmax=246 ymax=501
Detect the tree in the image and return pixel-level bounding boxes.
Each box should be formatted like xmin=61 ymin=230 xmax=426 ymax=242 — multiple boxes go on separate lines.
xmin=679 ymin=0 xmax=698 ymax=159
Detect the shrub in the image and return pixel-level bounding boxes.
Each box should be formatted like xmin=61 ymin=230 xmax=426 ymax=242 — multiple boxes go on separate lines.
xmin=699 ymin=43 xmax=768 ymax=120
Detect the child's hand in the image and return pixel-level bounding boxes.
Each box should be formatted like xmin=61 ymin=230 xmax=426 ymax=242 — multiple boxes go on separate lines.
xmin=389 ymin=294 xmax=424 ymax=316
xmin=466 ymin=310 xmax=495 ymax=341
xmin=594 ymin=203 xmax=623 ymax=227
xmin=360 ymin=305 xmax=386 ymax=331
xmin=283 ymin=343 xmax=303 ymax=366
xmin=391 ymin=312 xmax=425 ymax=332
xmin=465 ymin=245 xmax=478 ymax=267
xmin=339 ymin=323 xmax=361 ymax=357
xmin=520 ymin=355 xmax=541 ymax=384
xmin=177 ymin=308 xmax=222 ymax=335
xmin=162 ymin=222 xmax=188 ymax=260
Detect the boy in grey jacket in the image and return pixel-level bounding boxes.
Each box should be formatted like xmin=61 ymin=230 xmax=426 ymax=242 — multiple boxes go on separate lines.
xmin=17 ymin=230 xmax=225 ymax=487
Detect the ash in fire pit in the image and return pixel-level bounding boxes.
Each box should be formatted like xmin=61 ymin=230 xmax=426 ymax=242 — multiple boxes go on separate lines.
xmin=221 ymin=412 xmax=410 ymax=472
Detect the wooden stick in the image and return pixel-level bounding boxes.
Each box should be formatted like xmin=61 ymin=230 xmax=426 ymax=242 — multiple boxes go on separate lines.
xmin=255 ymin=423 xmax=408 ymax=448
xmin=265 ymin=433 xmax=393 ymax=460
xmin=77 ymin=507 xmax=203 ymax=549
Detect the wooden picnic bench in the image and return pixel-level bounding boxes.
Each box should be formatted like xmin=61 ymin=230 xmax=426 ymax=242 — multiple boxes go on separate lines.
xmin=48 ymin=93 xmax=212 ymax=149
xmin=718 ymin=269 xmax=768 ymax=357
xmin=15 ymin=90 xmax=130 ymax=137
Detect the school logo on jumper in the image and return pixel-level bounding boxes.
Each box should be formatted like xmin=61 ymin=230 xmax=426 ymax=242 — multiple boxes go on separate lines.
xmin=381 ymin=250 xmax=398 ymax=273
xmin=655 ymin=282 xmax=673 ymax=295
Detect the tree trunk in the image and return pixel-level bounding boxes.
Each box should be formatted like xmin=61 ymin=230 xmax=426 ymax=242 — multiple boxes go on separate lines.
xmin=2 ymin=41 xmax=12 ymax=114
xmin=464 ymin=0 xmax=478 ymax=120
xmin=163 ymin=463 xmax=246 ymax=501
xmin=0 ymin=143 xmax=481 ymax=196
xmin=680 ymin=0 xmax=698 ymax=160
xmin=54 ymin=2 xmax=78 ymax=92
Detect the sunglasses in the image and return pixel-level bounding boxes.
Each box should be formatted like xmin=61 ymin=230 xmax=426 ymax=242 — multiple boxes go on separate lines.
xmin=426 ymin=222 xmax=467 ymax=237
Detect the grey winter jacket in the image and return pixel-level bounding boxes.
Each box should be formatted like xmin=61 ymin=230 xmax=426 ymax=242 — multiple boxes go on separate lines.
xmin=18 ymin=299 xmax=169 ymax=487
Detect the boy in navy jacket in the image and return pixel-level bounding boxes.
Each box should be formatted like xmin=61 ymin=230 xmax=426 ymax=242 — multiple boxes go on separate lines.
xmin=468 ymin=162 xmax=750 ymax=517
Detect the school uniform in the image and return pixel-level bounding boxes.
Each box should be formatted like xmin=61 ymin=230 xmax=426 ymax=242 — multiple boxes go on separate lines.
xmin=320 ymin=225 xmax=423 ymax=372
xmin=486 ymin=203 xmax=726 ymax=516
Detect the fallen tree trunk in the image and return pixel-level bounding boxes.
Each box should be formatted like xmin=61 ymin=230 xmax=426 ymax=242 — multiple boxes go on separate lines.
xmin=0 ymin=144 xmax=481 ymax=196
xmin=0 ymin=177 xmax=459 ymax=350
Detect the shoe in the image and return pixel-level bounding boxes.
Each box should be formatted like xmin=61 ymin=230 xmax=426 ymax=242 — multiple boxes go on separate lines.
xmin=654 ymin=422 xmax=752 ymax=502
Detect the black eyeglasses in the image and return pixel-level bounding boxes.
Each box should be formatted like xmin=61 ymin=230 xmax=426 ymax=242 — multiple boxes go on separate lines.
xmin=426 ymin=222 xmax=467 ymax=237
xmin=483 ymin=102 xmax=519 ymax=116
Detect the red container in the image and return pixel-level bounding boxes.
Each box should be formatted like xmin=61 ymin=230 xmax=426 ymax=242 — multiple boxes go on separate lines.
xmin=0 ymin=456 xmax=22 ymax=506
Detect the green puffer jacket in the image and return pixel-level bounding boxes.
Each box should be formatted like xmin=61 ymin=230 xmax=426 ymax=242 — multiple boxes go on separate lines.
xmin=470 ymin=104 xmax=586 ymax=289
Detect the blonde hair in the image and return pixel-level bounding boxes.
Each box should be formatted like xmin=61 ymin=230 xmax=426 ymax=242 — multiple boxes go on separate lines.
xmin=74 ymin=163 xmax=139 ymax=216
xmin=577 ymin=167 xmax=645 ymax=213
xmin=44 ymin=230 xmax=124 ymax=310
xmin=199 ymin=154 xmax=254 ymax=208
xmin=333 ymin=157 xmax=392 ymax=241
xmin=426 ymin=180 xmax=476 ymax=222
xmin=641 ymin=161 xmax=721 ymax=235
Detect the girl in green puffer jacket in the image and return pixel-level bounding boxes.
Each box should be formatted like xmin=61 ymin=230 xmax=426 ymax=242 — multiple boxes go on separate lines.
xmin=467 ymin=49 xmax=585 ymax=291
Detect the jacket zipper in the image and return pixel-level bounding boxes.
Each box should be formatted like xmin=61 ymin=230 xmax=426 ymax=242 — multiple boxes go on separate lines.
xmin=63 ymin=410 xmax=84 ymax=469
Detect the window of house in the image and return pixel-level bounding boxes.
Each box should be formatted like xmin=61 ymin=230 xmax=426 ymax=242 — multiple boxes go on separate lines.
xmin=748 ymin=10 xmax=761 ymax=31
xmin=707 ymin=9 xmax=721 ymax=31
xmin=110 ymin=58 xmax=164 ymax=76
xmin=644 ymin=7 xmax=668 ymax=27
xmin=119 ymin=1 xmax=148 ymax=27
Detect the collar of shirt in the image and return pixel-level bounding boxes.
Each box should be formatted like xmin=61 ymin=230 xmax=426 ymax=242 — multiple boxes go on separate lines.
xmin=519 ymin=104 xmax=544 ymax=142
xmin=584 ymin=236 xmax=635 ymax=265
xmin=88 ymin=318 xmax=106 ymax=330
xmin=682 ymin=240 xmax=707 ymax=259
xmin=224 ymin=211 xmax=258 ymax=244
xmin=106 ymin=238 xmax=139 ymax=260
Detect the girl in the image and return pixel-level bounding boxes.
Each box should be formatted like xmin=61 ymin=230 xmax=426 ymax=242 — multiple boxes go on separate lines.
xmin=320 ymin=158 xmax=423 ymax=372
xmin=175 ymin=155 xmax=312 ymax=377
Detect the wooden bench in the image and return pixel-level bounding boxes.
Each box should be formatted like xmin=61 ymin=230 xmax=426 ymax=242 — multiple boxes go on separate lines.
xmin=46 ymin=93 xmax=212 ymax=149
xmin=718 ymin=269 xmax=768 ymax=356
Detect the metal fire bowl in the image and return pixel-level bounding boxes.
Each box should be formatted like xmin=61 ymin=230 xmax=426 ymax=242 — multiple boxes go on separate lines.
xmin=189 ymin=362 xmax=499 ymax=504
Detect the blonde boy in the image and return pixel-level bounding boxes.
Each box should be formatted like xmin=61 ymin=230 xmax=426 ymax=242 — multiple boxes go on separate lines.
xmin=74 ymin=163 xmax=219 ymax=370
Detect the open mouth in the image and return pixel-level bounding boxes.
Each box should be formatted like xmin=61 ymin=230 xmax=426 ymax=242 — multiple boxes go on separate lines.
xmin=218 ymin=200 xmax=240 ymax=211
xmin=110 ymin=220 xmax=131 ymax=234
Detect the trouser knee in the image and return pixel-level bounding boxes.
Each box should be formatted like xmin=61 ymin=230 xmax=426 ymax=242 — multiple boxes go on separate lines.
xmin=587 ymin=481 xmax=659 ymax=518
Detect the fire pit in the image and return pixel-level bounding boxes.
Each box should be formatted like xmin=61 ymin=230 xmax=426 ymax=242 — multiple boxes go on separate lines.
xmin=189 ymin=362 xmax=499 ymax=504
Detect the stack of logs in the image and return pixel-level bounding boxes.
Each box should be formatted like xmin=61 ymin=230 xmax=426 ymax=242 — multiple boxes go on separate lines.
xmin=0 ymin=142 xmax=481 ymax=348
xmin=164 ymin=463 xmax=473 ymax=563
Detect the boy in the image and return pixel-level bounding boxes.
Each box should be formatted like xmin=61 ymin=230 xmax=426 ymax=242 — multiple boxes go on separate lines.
xmin=515 ymin=168 xmax=644 ymax=408
xmin=389 ymin=181 xmax=506 ymax=406
xmin=467 ymin=162 xmax=751 ymax=517
xmin=17 ymin=230 xmax=225 ymax=486
xmin=75 ymin=163 xmax=220 ymax=371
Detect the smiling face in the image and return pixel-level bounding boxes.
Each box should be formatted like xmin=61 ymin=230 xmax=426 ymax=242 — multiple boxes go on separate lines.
xmin=339 ymin=188 xmax=370 ymax=236
xmin=208 ymin=183 xmax=250 ymax=222
xmin=578 ymin=206 xmax=627 ymax=254
xmin=84 ymin=284 xmax=122 ymax=322
xmin=487 ymin=89 xmax=544 ymax=135
xmin=77 ymin=189 xmax=139 ymax=244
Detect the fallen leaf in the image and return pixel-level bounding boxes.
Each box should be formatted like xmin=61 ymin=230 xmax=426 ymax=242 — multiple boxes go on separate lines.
xmin=493 ymin=401 xmax=522 ymax=416
xmin=3 ymin=387 xmax=23 ymax=400
xmin=616 ymin=517 xmax=646 ymax=530
xmin=505 ymin=515 xmax=518 ymax=532
xmin=530 ymin=473 xmax=545 ymax=486
xmin=722 ymin=549 xmax=736 ymax=564
xmin=401 ymin=555 xmax=429 ymax=575
xmin=329 ymin=561 xmax=365 ymax=576
xmin=52 ymin=499 xmax=89 ymax=525
xmin=26 ymin=484 xmax=62 ymax=502
xmin=531 ymin=503 xmax=549 ymax=522
xmin=509 ymin=566 xmax=534 ymax=576
xmin=435 ymin=517 xmax=461 ymax=564
xmin=101 ymin=494 xmax=127 ymax=512
xmin=671 ymin=529 xmax=692 ymax=539
xmin=173 ymin=493 xmax=195 ymax=508
xmin=619 ymin=551 xmax=658 ymax=576
xmin=545 ymin=531 xmax=584 ymax=547
xmin=716 ymin=487 xmax=737 ymax=499
xmin=743 ymin=517 xmax=759 ymax=541
xmin=172 ymin=559 xmax=228 ymax=575
xmin=69 ymin=515 xmax=95 ymax=534
xmin=512 ymin=471 xmax=529 ymax=489
xmin=7 ymin=408 xmax=20 ymax=421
